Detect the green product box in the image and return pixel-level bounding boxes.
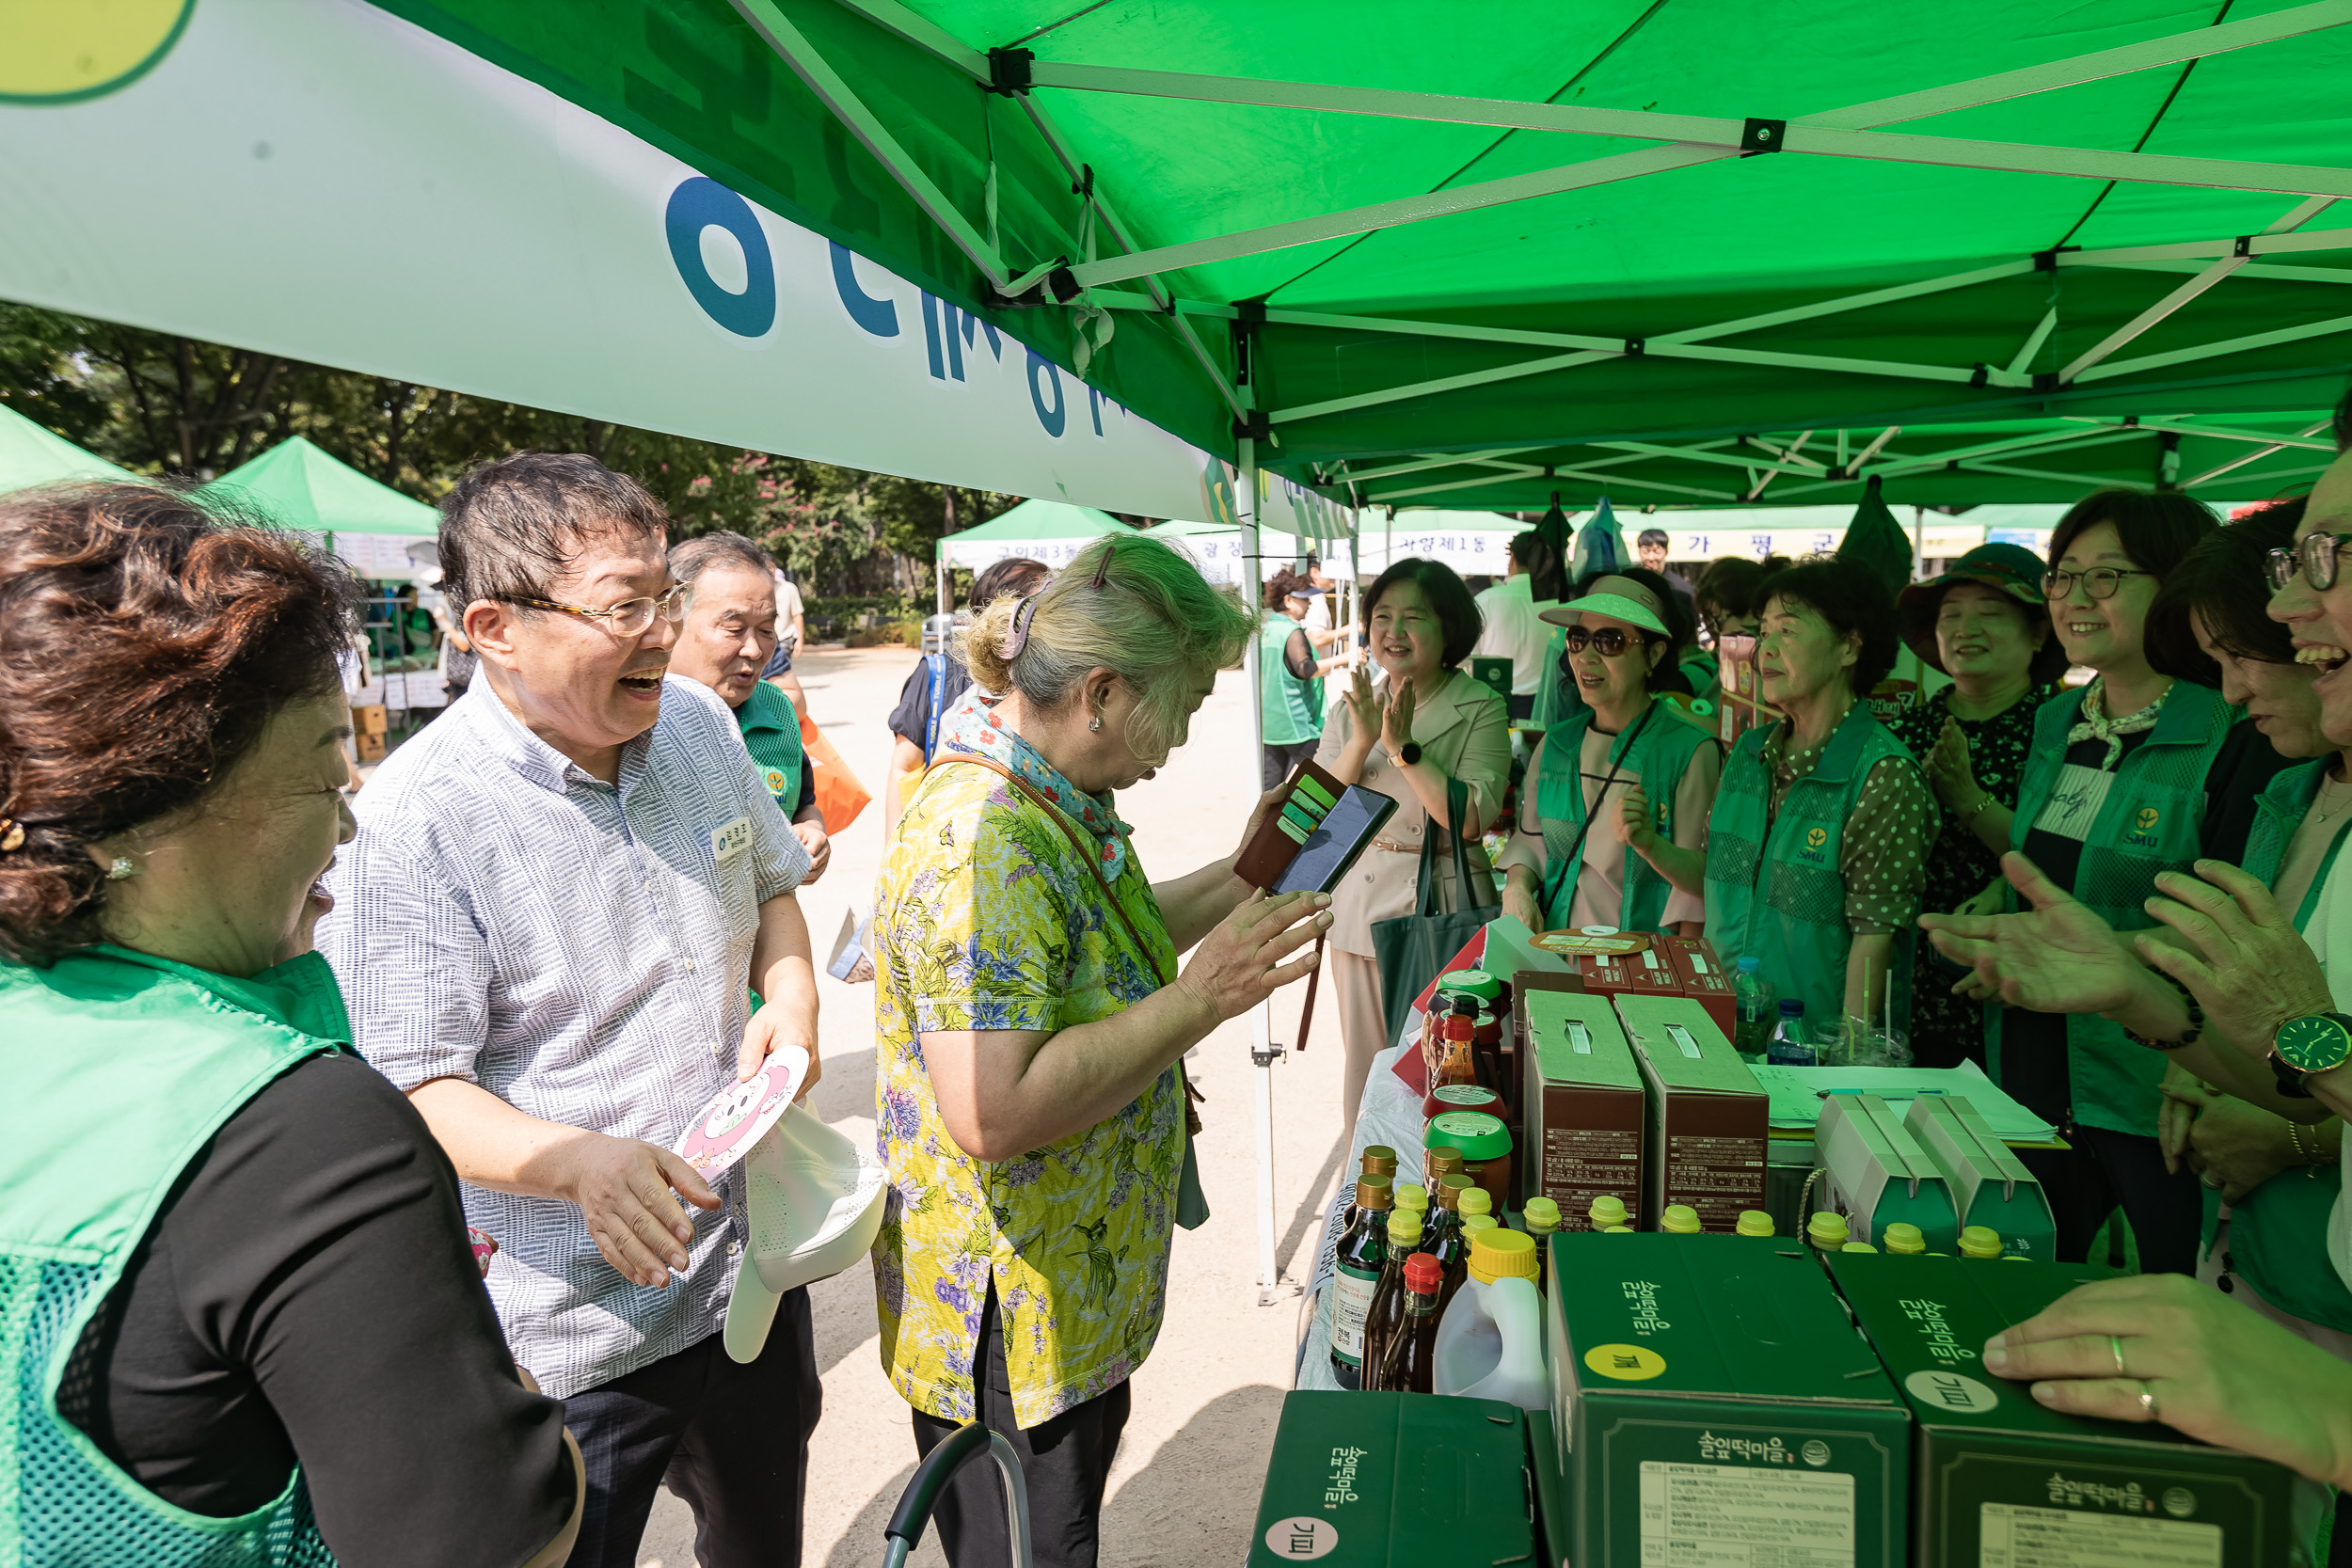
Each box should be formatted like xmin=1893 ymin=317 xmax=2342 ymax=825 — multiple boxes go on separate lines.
xmin=1546 ymin=1230 xmax=1910 ymax=1567
xmin=1831 ymin=1252 xmax=2326 ymax=1566
xmin=1246 ymin=1390 xmax=1534 ymax=1567
xmin=1525 ymin=1409 xmax=1573 ymax=1568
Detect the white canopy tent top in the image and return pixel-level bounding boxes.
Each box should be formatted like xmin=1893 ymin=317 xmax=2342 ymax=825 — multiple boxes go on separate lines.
xmin=934 ymin=497 xmax=1130 ymax=571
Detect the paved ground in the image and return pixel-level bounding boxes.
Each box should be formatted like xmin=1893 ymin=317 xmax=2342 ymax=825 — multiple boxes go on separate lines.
xmin=632 ymin=645 xmax=1348 ymax=1568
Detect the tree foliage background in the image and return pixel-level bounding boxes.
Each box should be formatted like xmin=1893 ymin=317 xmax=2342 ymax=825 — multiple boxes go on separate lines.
xmin=0 ymin=303 xmax=1024 ymax=598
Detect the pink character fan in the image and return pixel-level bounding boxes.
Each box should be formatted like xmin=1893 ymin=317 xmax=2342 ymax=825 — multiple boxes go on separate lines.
xmin=675 ymin=1045 xmax=811 ymax=1178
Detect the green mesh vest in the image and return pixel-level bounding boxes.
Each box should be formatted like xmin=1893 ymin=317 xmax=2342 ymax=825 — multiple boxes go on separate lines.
xmin=1534 ymin=701 xmax=1710 ymax=934
xmin=736 ymin=678 xmax=805 ymax=813
xmin=1702 ymin=703 xmax=1920 ymax=1031
xmin=1986 ymin=680 xmax=2237 ymax=1137
xmin=1257 ymin=612 xmax=1324 ymax=746
xmin=1 ymin=946 xmax=345 ymax=1567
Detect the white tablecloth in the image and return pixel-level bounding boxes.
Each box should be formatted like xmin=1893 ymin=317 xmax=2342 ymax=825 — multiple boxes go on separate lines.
xmin=1295 ymin=1035 xmax=1429 ymax=1388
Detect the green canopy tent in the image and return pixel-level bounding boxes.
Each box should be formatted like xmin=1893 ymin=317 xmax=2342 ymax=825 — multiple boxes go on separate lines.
xmin=0 ymin=403 xmax=137 ymax=489
xmin=196 ymin=436 xmax=441 ymax=580
xmin=934 ymin=496 xmax=1127 ymax=572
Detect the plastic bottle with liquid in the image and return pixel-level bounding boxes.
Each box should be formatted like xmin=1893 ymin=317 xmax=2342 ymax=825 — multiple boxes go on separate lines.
xmin=1732 ymin=956 xmax=1778 ymax=1059
xmin=1431 ymin=1228 xmax=1546 ymax=1410
xmin=1327 ymin=1178 xmax=1394 ymax=1389
xmin=1588 ymin=1194 xmax=1629 ymax=1231
xmin=1369 ymin=1253 xmax=1444 ymax=1395
xmin=1393 ymin=1181 xmax=1429 ymax=1223
xmin=1766 ymin=999 xmax=1816 ymax=1067
xmin=1435 ymin=1184 xmax=1491 ymax=1314
xmin=1434 ymin=997 xmax=1481 ymax=1091
xmin=1883 ymin=1223 xmax=1926 ymax=1255
xmin=1806 ymin=1211 xmax=1850 ymax=1251
xmin=1359 ymin=1206 xmax=1426 ymax=1390
xmin=1736 ymin=1210 xmax=1775 ymax=1238
xmin=1661 ymin=1204 xmax=1702 ymax=1235
xmin=1522 ymin=1197 xmax=1560 ymax=1295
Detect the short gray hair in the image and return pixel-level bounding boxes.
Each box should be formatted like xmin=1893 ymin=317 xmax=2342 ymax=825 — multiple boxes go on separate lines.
xmin=439 ymin=452 xmax=667 ymax=607
xmin=960 ymin=532 xmax=1253 ymax=764
xmin=669 ymin=530 xmax=773 ymax=587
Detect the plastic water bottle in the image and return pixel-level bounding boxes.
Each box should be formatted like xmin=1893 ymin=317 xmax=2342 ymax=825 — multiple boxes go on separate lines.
xmin=1430 ymin=1229 xmax=1547 ymax=1411
xmin=1732 ymin=957 xmax=1777 ymax=1060
xmin=1765 ymin=998 xmax=1816 ymax=1066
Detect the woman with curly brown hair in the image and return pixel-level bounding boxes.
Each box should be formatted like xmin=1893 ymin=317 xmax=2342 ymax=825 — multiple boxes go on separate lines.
xmin=0 ymin=483 xmax=580 ymax=1568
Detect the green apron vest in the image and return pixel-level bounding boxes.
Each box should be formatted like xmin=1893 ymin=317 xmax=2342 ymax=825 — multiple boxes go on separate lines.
xmin=1534 ymin=701 xmax=1710 ymax=934
xmin=1 ymin=945 xmax=346 ymax=1567
xmin=1987 ymin=680 xmax=2237 ymax=1137
xmin=736 ymin=678 xmax=805 ymax=812
xmin=2207 ymin=759 xmax=2352 ymax=1332
xmin=1258 ymin=612 xmax=1324 ymax=746
xmin=1702 ymin=703 xmax=1921 ymax=1031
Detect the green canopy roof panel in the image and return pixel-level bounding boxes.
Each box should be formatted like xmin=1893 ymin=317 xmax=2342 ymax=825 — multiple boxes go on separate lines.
xmin=370 ymin=0 xmax=2352 ymax=494
xmin=196 ymin=436 xmax=441 ymax=535
xmin=0 ymin=403 xmax=138 ymax=489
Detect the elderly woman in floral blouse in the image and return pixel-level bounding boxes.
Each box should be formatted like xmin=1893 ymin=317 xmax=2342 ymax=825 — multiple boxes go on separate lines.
xmin=871 ymin=534 xmax=1330 ymax=1568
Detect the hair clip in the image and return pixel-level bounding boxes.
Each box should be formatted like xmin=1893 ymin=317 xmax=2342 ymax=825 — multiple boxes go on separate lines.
xmin=997 ymin=592 xmax=1041 ymax=660
xmin=0 ymin=818 xmax=23 ymax=853
xmin=1091 ymin=539 xmax=1116 ymax=591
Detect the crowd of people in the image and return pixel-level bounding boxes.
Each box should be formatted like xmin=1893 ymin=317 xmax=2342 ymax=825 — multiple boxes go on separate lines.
xmin=12 ymin=404 xmax=2352 ymax=1566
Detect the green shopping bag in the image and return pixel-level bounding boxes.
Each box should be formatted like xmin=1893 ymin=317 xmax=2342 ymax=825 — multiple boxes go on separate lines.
xmin=1369 ymin=777 xmax=1498 ymax=1046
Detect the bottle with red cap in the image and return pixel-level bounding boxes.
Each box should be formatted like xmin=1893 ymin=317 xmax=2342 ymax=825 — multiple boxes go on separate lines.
xmin=1369 ymin=1253 xmax=1445 ymax=1393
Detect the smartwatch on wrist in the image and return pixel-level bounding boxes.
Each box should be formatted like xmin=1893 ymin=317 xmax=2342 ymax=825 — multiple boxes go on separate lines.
xmin=2269 ymin=1012 xmax=2352 ymax=1100
xmin=1394 ymin=740 xmax=1422 ymax=767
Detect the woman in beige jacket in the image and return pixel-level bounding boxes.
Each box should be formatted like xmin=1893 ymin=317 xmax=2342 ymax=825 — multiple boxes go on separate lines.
xmin=1314 ymin=558 xmax=1512 ymax=1140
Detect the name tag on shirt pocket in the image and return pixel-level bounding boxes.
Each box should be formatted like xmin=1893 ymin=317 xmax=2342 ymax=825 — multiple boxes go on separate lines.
xmin=2033 ymin=763 xmax=2113 ymax=842
xmin=712 ymin=816 xmax=754 ymax=865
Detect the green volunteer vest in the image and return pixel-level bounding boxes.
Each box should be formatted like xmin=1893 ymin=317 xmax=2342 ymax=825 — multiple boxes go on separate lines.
xmin=1530 ymin=625 xmax=1573 ymax=733
xmin=1258 ymin=612 xmax=1324 ymax=746
xmin=2207 ymin=759 xmax=2352 ymax=1331
xmin=1 ymin=945 xmax=345 ymax=1567
xmin=1534 ymin=700 xmax=1712 ymax=934
xmin=1702 ymin=702 xmax=1921 ymax=1031
xmin=737 ymin=678 xmax=804 ymax=812
xmin=1987 ymin=680 xmax=2236 ymax=1137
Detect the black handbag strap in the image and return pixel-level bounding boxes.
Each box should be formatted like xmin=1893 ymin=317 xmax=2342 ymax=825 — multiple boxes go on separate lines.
xmin=1551 ymin=702 xmax=1659 ymax=889
xmin=1414 ymin=775 xmax=1497 ymax=918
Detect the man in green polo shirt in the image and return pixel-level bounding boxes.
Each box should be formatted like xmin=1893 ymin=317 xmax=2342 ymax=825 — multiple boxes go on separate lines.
xmin=668 ymin=532 xmax=831 ymax=880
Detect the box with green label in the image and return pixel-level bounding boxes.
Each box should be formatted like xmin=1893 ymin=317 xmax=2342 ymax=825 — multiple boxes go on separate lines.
xmin=1246 ymin=1391 xmax=1532 ymax=1567
xmin=1545 ymin=1230 xmax=1910 ymax=1567
xmin=1831 ymin=1251 xmax=2325 ymax=1567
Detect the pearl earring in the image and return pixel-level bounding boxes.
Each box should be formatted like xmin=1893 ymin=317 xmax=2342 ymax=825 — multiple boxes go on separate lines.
xmin=106 ymin=857 xmax=137 ymax=880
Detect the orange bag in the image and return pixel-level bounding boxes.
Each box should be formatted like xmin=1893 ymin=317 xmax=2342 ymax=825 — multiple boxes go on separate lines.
xmin=800 ymin=708 xmax=872 ymax=832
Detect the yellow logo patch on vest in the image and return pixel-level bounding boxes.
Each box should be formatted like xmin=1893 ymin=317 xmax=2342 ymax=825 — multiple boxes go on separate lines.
xmin=763 ymin=767 xmax=787 ymax=799
xmin=2126 ymin=804 xmax=2163 ymax=847
xmin=1797 ymin=824 xmax=1831 ymax=863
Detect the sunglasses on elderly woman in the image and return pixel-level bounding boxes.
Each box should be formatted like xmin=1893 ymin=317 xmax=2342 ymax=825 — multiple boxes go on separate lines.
xmin=1563 ymin=627 xmax=1638 ymax=657
xmin=2267 ymin=531 xmax=2352 ymax=594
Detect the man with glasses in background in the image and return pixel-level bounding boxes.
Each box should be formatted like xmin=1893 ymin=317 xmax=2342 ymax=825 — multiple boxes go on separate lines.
xmin=321 ymin=452 xmax=824 ymax=1568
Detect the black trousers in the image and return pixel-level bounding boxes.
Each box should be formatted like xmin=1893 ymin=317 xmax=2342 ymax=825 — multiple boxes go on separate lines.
xmin=561 ymin=1288 xmax=820 ymax=1568
xmin=1262 ymin=738 xmax=1319 ymax=794
xmin=909 ymin=1288 xmax=1132 ymax=1568
xmin=2018 ymin=1127 xmax=2203 ymax=1275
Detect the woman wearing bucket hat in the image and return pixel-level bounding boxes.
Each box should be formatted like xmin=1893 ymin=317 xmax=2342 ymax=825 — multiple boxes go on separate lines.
xmin=1884 ymin=543 xmax=2068 ymax=1069
xmin=1497 ymin=572 xmax=1721 ymax=936
xmin=1702 ymin=557 xmax=1935 ymax=1040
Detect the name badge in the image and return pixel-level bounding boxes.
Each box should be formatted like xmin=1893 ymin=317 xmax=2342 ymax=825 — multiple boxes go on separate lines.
xmin=2033 ymin=764 xmax=2113 ymax=842
xmin=711 ymin=816 xmax=754 ymax=864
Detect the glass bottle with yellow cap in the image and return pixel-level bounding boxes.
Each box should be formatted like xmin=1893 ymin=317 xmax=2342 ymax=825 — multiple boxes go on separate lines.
xmin=1359 ymin=1205 xmax=1426 ymax=1390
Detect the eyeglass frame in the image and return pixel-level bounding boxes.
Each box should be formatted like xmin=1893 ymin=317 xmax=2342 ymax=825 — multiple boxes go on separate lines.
xmin=2041 ymin=566 xmax=2155 ymax=602
xmin=2266 ymin=531 xmax=2352 ymax=594
xmin=505 ymin=580 xmax=689 ymax=638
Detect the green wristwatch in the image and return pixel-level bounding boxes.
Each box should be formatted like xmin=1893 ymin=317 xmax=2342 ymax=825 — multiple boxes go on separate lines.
xmin=2270 ymin=1012 xmax=2352 ymax=1099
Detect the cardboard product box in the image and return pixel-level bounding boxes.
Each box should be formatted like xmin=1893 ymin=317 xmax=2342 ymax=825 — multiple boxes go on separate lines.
xmin=1903 ymin=1095 xmax=2058 ymax=1262
xmin=1814 ymin=1092 xmax=1961 ymax=1253
xmin=1615 ymin=939 xmax=1684 ymax=1001
xmin=352 ymin=702 xmax=389 ymax=736
xmin=1246 ymin=1390 xmax=1534 ymax=1568
xmin=1525 ymin=1409 xmax=1573 ymax=1568
xmin=1660 ymin=934 xmax=1736 ymax=1039
xmin=355 ymin=730 xmax=388 ymax=764
xmin=1613 ymin=994 xmax=1768 ymax=1231
xmin=1832 ymin=1252 xmax=2326 ymax=1567
xmin=1520 ymin=982 xmax=1645 ymax=1229
xmin=1545 ymin=1231 xmax=1910 ymax=1567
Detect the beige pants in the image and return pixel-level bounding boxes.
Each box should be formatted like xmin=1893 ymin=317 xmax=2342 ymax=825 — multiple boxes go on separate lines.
xmin=1330 ymin=948 xmax=1393 ymax=1146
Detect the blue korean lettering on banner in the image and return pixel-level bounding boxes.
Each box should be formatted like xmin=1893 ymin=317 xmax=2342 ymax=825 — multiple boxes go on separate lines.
xmin=830 ymin=240 xmax=898 ymax=337
xmin=1028 ymin=349 xmax=1065 ymax=436
xmin=667 ymin=178 xmax=775 ymax=338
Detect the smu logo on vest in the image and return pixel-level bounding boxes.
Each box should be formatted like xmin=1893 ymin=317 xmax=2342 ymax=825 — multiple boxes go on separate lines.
xmin=2125 ymin=805 xmax=2162 ymax=848
xmin=1797 ymin=825 xmax=1831 ymax=863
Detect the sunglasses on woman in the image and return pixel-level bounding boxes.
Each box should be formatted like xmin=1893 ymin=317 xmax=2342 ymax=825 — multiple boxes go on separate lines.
xmin=2266 ymin=531 xmax=2352 ymax=594
xmin=1563 ymin=627 xmax=1638 ymax=657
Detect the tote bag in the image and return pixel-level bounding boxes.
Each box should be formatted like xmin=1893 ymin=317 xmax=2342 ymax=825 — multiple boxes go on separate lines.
xmin=800 ymin=706 xmax=873 ymax=832
xmin=1369 ymin=777 xmax=1499 ymax=1046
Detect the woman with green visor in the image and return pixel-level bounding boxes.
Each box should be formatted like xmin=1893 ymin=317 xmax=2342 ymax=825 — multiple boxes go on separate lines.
xmin=1979 ymin=488 xmax=2287 ymax=1274
xmin=1703 ymin=557 xmax=1935 ymax=1037
xmin=1498 ymin=571 xmax=1720 ymax=935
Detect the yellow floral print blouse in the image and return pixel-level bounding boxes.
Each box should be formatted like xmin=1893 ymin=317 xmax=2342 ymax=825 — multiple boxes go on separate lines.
xmin=870 ymin=754 xmax=1184 ymax=1429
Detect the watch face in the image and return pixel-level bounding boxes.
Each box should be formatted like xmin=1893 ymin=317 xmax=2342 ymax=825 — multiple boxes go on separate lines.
xmin=2276 ymin=1015 xmax=2352 ymax=1075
